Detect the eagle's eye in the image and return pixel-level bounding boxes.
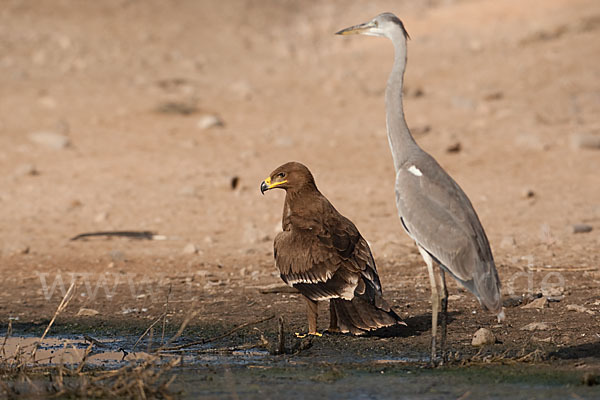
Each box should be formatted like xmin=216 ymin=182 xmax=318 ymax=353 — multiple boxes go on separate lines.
xmin=276 ymin=172 xmax=286 ymax=179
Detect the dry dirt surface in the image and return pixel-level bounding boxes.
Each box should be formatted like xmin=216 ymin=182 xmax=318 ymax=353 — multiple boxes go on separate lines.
xmin=1 ymin=0 xmax=600 ymax=370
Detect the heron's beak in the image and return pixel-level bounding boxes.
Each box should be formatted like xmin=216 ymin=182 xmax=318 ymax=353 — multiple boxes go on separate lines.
xmin=336 ymin=21 xmax=375 ymax=35
xmin=260 ymin=176 xmax=287 ymax=195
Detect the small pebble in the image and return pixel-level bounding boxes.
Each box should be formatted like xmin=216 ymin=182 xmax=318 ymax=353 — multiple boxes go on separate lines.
xmin=572 ymin=224 xmax=593 ymax=234
xmin=230 ymin=80 xmax=253 ymax=100
xmin=94 ymin=212 xmax=109 ymax=223
xmin=178 ymin=186 xmax=198 ymax=197
xmin=521 ymin=189 xmax=535 ymax=199
xmin=503 ymin=297 xmax=523 ymax=308
xmin=196 ymin=270 xmax=211 ymax=278
xmin=28 ymin=131 xmax=70 ymax=149
xmin=230 ymin=176 xmax=240 ymax=190
xmin=446 ymin=141 xmax=462 ymax=153
xmin=571 ymin=134 xmax=600 ymax=150
xmin=197 ymin=114 xmax=224 ymax=130
xmin=14 ymin=164 xmax=39 ymax=177
xmin=77 ymin=308 xmax=100 ymax=317
xmin=183 ymin=243 xmax=200 ymax=255
xmin=11 ymin=245 xmax=30 ymax=256
xmin=38 ymin=96 xmax=57 ymax=109
xmin=156 ymin=102 xmax=197 ymax=115
xmin=450 ymin=95 xmax=475 ymax=111
xmin=66 ymin=199 xmax=83 ymax=212
xmin=500 ymin=236 xmax=516 ymax=248
xmin=471 ymin=328 xmax=496 ymax=346
xmin=411 ymin=125 xmax=431 ymax=136
xmin=522 ymin=297 xmax=548 ymax=309
xmin=566 ymin=304 xmax=595 ymax=315
xmin=521 ymin=322 xmax=549 ymax=331
xmin=468 ymin=39 xmax=483 ymax=52
xmin=515 ymin=133 xmax=545 ymax=151
xmin=109 ymin=250 xmax=126 ymax=262
xmin=542 ymin=286 xmax=564 ymax=300
xmin=275 ymin=137 xmax=294 ymax=147
xmin=483 ymin=91 xmax=504 ymax=101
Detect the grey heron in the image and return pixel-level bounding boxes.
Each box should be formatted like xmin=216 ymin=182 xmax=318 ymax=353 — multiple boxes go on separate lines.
xmin=337 ymin=13 xmax=504 ymax=363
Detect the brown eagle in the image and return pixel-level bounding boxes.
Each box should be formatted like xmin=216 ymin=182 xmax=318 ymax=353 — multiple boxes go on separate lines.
xmin=261 ymin=162 xmax=404 ymax=335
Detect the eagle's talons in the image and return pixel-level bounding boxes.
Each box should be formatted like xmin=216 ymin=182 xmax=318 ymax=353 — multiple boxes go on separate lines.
xmin=295 ymin=332 xmax=322 ymax=338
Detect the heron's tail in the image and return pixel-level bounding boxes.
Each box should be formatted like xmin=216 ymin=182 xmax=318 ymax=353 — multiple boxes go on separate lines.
xmin=330 ymin=296 xmax=405 ymax=335
xmin=471 ymin=260 xmax=503 ymax=318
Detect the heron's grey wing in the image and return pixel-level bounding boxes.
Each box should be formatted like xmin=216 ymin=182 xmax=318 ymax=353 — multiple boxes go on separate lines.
xmin=395 ymin=159 xmax=501 ymax=311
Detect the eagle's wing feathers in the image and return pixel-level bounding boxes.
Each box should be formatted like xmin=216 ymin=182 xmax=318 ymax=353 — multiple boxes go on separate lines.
xmin=274 ymin=203 xmax=381 ymax=302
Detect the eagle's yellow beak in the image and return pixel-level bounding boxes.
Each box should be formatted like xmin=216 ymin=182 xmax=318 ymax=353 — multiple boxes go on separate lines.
xmin=260 ymin=176 xmax=287 ymax=194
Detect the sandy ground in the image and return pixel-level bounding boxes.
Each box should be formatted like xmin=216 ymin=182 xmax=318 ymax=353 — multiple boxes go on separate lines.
xmin=1 ymin=0 xmax=600 ymax=368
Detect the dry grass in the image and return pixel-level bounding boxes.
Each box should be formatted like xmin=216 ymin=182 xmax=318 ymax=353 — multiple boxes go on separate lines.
xmin=0 ymin=283 xmax=180 ymax=399
xmin=0 ymin=283 xmax=284 ymax=399
xmin=0 ymin=354 xmax=180 ymax=399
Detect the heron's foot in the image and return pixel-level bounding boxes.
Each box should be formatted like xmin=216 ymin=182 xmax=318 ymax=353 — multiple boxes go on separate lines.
xmin=295 ymin=332 xmax=323 ymax=338
xmin=436 ymin=353 xmax=447 ymax=367
xmin=429 ymin=350 xmax=450 ymax=367
xmin=429 ymin=337 xmax=437 ymax=367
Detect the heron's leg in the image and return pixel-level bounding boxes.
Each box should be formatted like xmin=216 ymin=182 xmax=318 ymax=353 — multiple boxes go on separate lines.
xmin=328 ymin=301 xmax=340 ymax=333
xmin=304 ymin=296 xmax=319 ymax=335
xmin=439 ymin=267 xmax=449 ymax=363
xmin=418 ymin=246 xmax=439 ymax=364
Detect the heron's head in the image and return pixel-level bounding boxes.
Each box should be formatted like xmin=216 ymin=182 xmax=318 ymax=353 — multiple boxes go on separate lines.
xmin=260 ymin=162 xmax=316 ymax=195
xmin=336 ymin=12 xmax=409 ymax=40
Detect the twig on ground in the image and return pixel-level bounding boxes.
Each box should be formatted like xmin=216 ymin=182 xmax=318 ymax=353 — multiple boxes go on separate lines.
xmin=131 ymin=311 xmax=167 ymax=353
xmin=30 ymin=281 xmax=76 ymax=362
xmin=256 ymin=284 xmax=298 ymax=294
xmin=75 ymin=343 xmax=94 ymax=374
xmin=1 ymin=319 xmax=12 ymax=358
xmin=83 ymin=334 xmax=108 ymax=349
xmin=158 ymin=314 xmax=276 ymax=352
xmin=162 ymin=285 xmax=172 ymax=345
xmin=147 ymin=327 xmax=154 ymax=353
xmin=157 ymin=309 xmax=200 ymax=351
xmin=527 ymin=266 xmax=597 ymax=272
xmin=70 ymin=230 xmax=160 ymax=241
xmin=276 ymin=316 xmax=286 ymax=355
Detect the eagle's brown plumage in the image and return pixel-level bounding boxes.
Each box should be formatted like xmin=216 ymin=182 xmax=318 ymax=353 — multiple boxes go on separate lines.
xmin=261 ymin=162 xmax=404 ymax=335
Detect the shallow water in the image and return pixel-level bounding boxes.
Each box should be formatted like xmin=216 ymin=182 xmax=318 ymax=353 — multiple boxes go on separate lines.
xmin=173 ymin=362 xmax=599 ymax=400
xmin=0 ymin=335 xmax=154 ymax=367
xmin=1 ymin=334 xmax=598 ymax=399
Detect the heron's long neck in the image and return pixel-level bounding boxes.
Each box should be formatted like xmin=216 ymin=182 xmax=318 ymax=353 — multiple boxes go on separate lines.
xmin=385 ymin=34 xmax=418 ymax=172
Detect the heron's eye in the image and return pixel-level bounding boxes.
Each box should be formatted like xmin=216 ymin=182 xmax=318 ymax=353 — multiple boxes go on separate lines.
xmin=373 ymin=21 xmax=379 ymax=27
